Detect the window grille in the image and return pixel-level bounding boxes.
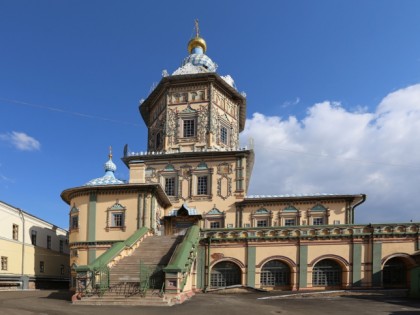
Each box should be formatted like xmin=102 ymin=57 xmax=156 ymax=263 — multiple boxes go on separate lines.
xmin=183 ymin=119 xmax=195 ymax=137
xmin=112 ymin=213 xmax=124 ymax=227
xmin=383 ymin=258 xmax=406 ymax=287
xmin=284 ymin=219 xmax=296 ymax=226
xmin=210 ymin=221 xmax=220 ymax=229
xmin=220 ymin=126 xmax=228 ymax=144
xmin=260 ymin=260 xmax=290 ymax=286
xmin=257 ymin=220 xmax=267 ymax=227
xmin=313 ymin=217 xmax=324 ymax=225
xmin=312 ymin=259 xmax=341 ymax=286
xmin=197 ymin=176 xmax=208 ymax=195
xmin=71 ymin=215 xmax=79 ymax=229
xmin=165 ymin=177 xmax=176 ymax=196
xmin=210 ymin=261 xmax=241 ymax=288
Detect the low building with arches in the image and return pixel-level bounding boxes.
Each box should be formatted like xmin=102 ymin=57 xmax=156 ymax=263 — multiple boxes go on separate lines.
xmin=62 ymin=24 xmax=420 ymax=303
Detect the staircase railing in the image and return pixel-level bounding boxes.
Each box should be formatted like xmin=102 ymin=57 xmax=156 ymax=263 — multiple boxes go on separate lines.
xmin=163 ymin=225 xmax=200 ymax=292
xmin=74 ymin=227 xmax=151 ymax=296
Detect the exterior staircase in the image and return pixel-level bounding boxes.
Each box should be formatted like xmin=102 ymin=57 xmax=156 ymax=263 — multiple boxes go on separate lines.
xmin=109 ymin=235 xmax=182 ymax=287
xmin=74 ymin=235 xmax=183 ymax=306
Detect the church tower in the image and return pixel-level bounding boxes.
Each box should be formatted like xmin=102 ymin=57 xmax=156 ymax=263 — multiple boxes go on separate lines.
xmin=123 ymin=21 xmax=254 ymax=234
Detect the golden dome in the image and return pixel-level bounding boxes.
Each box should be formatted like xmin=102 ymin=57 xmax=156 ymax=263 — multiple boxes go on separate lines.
xmin=188 ymin=36 xmax=207 ymax=54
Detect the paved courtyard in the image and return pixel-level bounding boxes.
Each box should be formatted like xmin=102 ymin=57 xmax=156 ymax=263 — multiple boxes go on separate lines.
xmin=0 ymin=290 xmax=419 ymax=315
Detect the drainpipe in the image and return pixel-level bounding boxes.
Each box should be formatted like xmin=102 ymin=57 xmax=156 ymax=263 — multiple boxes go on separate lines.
xmin=18 ymin=208 xmax=25 ymax=290
xmin=350 ymin=194 xmax=366 ymax=224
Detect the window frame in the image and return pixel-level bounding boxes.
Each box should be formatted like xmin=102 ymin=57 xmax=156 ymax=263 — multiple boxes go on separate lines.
xmin=284 ymin=218 xmax=296 ymax=226
xmin=197 ymin=175 xmax=209 ymax=195
xmin=210 ymin=221 xmax=221 ymax=229
xmin=47 ymin=235 xmax=52 ymax=249
xmin=220 ymin=125 xmax=228 ymax=145
xmin=40 ymin=261 xmax=45 ymax=273
xmin=71 ymin=215 xmax=79 ymax=230
xmin=1 ymin=256 xmax=7 ymax=271
xmin=31 ymin=230 xmax=37 ymax=246
xmin=165 ymin=176 xmax=177 ymax=196
xmin=251 ymin=208 xmax=272 ymax=227
xmin=257 ymin=220 xmax=268 ymax=227
xmin=106 ymin=201 xmax=127 ymax=231
xmin=12 ymin=224 xmax=19 ymax=241
xmin=183 ymin=118 xmax=196 ymax=138
xmin=313 ymin=217 xmax=324 ymax=226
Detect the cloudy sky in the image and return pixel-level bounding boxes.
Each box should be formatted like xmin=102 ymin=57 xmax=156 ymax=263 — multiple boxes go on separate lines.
xmin=1 ymin=1 xmax=420 ymax=228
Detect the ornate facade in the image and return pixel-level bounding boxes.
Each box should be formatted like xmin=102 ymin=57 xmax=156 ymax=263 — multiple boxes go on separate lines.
xmin=62 ymin=24 xmax=420 ymax=301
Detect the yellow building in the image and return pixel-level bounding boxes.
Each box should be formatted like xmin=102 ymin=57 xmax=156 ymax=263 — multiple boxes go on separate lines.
xmin=61 ymin=25 xmax=420 ymax=304
xmin=0 ymin=201 xmax=69 ymax=290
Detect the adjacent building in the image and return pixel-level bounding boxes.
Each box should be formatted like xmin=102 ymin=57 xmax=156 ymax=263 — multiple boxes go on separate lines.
xmin=0 ymin=201 xmax=69 ymax=289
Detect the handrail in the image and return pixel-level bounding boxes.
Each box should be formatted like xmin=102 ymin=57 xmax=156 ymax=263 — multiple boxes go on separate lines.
xmin=74 ymin=227 xmax=150 ymax=295
xmin=75 ymin=227 xmax=150 ymax=273
xmin=163 ymin=225 xmax=200 ymax=292
xmin=163 ymin=225 xmax=200 ymax=272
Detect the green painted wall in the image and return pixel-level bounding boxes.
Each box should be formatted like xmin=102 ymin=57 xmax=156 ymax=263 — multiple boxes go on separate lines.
xmin=137 ymin=193 xmax=143 ymax=229
xmin=151 ymin=195 xmax=155 ymax=230
xmin=409 ymin=266 xmax=420 ymax=298
xmin=299 ymin=245 xmax=308 ymax=288
xmin=87 ymin=193 xmax=97 ymax=264
xmin=352 ymin=243 xmax=362 ymax=286
xmin=372 ymin=242 xmax=382 ymax=286
xmin=196 ymin=246 xmax=205 ymax=290
xmin=247 ymin=246 xmax=256 ymax=287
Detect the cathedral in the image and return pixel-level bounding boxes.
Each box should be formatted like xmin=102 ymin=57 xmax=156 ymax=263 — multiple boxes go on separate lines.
xmin=61 ymin=23 xmax=420 ymax=304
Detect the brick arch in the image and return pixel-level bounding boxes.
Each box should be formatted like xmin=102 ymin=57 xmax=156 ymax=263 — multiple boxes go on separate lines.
xmin=210 ymin=257 xmax=245 ymax=269
xmin=256 ymin=256 xmax=297 ymax=269
xmin=309 ymin=254 xmax=350 ymax=269
xmin=381 ymin=253 xmax=417 ymax=268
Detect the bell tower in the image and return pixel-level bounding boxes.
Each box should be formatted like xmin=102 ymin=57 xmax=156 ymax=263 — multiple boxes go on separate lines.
xmin=124 ymin=21 xmax=254 ymax=234
xmin=139 ymin=21 xmax=246 ymax=154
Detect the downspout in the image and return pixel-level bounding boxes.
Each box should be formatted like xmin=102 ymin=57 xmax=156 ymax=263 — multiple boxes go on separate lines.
xmin=350 ymin=194 xmax=366 ymax=224
xmin=18 ymin=209 xmax=25 ymax=290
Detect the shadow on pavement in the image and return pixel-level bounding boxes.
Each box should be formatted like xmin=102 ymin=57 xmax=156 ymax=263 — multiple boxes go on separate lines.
xmin=42 ymin=290 xmax=73 ymax=301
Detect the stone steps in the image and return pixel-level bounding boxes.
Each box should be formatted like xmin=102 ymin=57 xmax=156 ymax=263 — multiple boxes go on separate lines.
xmin=75 ymin=234 xmax=183 ymax=306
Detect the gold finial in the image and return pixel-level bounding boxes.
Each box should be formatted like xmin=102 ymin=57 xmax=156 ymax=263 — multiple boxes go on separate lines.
xmin=188 ymin=19 xmax=207 ymax=54
xmin=108 ymin=146 xmax=113 ymax=159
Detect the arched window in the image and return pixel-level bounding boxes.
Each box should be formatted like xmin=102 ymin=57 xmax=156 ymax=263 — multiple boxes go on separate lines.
xmin=383 ymin=257 xmax=407 ymax=287
xmin=210 ymin=261 xmax=241 ymax=288
xmin=312 ymin=259 xmax=341 ymax=286
xmin=260 ymin=260 xmax=290 ymax=286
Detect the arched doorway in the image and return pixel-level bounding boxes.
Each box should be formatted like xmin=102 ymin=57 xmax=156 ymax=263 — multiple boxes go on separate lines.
xmin=260 ymin=260 xmax=291 ymax=287
xmin=312 ymin=259 xmax=342 ymax=287
xmin=383 ymin=257 xmax=407 ymax=288
xmin=210 ymin=261 xmax=241 ymax=288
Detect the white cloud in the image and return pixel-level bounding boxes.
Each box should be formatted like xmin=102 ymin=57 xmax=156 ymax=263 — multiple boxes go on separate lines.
xmin=241 ymin=84 xmax=420 ymax=224
xmin=281 ymin=97 xmax=301 ymax=108
xmin=0 ymin=131 xmax=41 ymax=151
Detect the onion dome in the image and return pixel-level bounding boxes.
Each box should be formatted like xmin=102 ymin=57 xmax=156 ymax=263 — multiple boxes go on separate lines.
xmin=173 ymin=20 xmax=217 ymax=75
xmin=85 ymin=148 xmax=125 ymax=186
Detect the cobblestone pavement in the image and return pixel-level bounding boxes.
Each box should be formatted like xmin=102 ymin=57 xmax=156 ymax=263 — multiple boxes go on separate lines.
xmin=0 ymin=290 xmax=420 ymax=315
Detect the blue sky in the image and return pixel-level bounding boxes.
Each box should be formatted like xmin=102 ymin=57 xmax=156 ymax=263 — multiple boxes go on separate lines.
xmin=1 ymin=1 xmax=420 ymax=228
